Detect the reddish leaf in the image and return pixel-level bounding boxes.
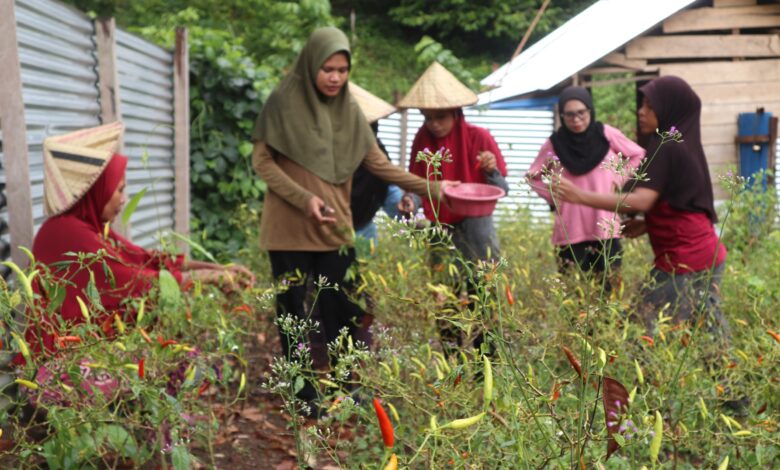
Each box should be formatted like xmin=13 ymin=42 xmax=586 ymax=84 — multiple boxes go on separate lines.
xmin=603 ymin=376 xmax=629 ymax=459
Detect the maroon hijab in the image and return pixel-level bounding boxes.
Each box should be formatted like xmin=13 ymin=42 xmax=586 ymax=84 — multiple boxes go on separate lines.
xmin=21 ymin=154 xmax=182 ymax=359
xmin=634 ymin=76 xmax=717 ymax=222
xmin=409 ymin=110 xmax=508 ymax=225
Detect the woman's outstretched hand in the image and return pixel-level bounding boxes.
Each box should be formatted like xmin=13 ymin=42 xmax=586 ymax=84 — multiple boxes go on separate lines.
xmin=306 ymin=195 xmax=337 ymax=225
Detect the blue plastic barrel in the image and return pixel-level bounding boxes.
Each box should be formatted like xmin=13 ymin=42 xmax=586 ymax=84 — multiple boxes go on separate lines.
xmin=737 ymin=111 xmax=773 ymax=189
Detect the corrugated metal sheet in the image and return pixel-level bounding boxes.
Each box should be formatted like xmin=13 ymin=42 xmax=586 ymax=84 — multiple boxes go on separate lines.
xmin=377 ymin=108 xmax=556 ymax=221
xmin=15 ymin=0 xmax=102 ymax=234
xmin=479 ymin=0 xmax=696 ymax=104
xmin=116 ymin=29 xmax=176 ymax=249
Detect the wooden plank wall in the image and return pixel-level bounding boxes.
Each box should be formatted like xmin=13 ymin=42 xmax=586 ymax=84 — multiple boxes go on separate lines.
xmin=622 ymin=0 xmax=780 ymax=199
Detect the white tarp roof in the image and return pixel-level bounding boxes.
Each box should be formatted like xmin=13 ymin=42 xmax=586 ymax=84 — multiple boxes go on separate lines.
xmin=479 ymin=0 xmax=696 ymax=105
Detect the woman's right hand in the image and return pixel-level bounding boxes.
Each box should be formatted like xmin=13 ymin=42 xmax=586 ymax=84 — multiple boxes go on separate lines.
xmin=305 ymin=195 xmax=337 ymax=225
xmin=622 ymin=217 xmax=647 ymax=238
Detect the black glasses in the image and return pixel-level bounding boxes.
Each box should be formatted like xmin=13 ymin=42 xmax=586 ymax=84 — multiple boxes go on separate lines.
xmin=562 ymin=109 xmax=589 ymax=121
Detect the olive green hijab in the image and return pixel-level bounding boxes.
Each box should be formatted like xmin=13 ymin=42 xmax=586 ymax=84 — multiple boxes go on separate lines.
xmin=252 ymin=27 xmax=375 ymax=184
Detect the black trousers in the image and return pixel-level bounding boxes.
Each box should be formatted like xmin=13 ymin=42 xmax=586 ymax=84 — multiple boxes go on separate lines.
xmin=269 ymin=249 xmax=363 ymax=384
xmin=557 ymin=238 xmax=623 ymax=273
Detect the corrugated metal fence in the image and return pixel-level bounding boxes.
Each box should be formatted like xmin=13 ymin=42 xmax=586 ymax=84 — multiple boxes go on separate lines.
xmin=116 ymin=29 xmax=177 ymax=248
xmin=377 ymin=108 xmax=556 ymax=220
xmin=2 ymin=0 xmax=181 ymax=255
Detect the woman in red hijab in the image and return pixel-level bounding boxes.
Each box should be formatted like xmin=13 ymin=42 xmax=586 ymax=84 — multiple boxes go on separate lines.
xmin=399 ymin=63 xmax=509 ymax=352
xmin=19 ymin=123 xmax=253 ymax=361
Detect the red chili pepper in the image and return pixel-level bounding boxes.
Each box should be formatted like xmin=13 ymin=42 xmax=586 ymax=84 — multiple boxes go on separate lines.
xmin=562 ymin=346 xmax=584 ymax=379
xmin=138 ymin=358 xmax=145 ymax=379
xmin=157 ymin=335 xmax=178 ymax=348
xmin=473 ymin=160 xmax=482 ymax=172
xmin=372 ymin=398 xmax=394 ymax=448
xmin=453 ymin=374 xmax=462 ymax=387
xmin=757 ymin=354 xmax=764 ymax=365
xmin=505 ymin=285 xmax=515 ymax=306
xmin=197 ymin=380 xmax=211 ymax=397
xmin=757 ymin=402 xmax=767 ymax=414
xmin=767 ymin=329 xmax=780 ymax=344
xmin=640 ymin=335 xmax=655 ymax=347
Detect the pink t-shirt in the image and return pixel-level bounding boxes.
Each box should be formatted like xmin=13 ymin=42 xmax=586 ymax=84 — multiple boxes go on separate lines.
xmin=527 ymin=125 xmax=645 ymax=246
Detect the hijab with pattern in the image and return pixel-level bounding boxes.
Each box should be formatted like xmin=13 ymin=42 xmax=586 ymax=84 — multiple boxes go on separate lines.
xmin=550 ymin=86 xmax=610 ymax=175
xmin=252 ymin=27 xmax=375 ymax=184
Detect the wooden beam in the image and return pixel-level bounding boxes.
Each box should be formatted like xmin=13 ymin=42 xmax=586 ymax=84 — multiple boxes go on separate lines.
xmin=713 ymin=0 xmax=757 ymax=7
xmin=581 ymin=74 xmax=657 ymax=88
xmin=173 ymin=27 xmax=190 ymax=253
xmin=581 ymin=66 xmax=639 ymax=75
xmin=702 ymin=100 xmax=780 ymax=125
xmin=0 ymin=1 xmax=34 ymax=268
xmin=694 ymin=80 xmax=780 ymax=105
xmin=663 ymin=5 xmax=780 ymax=34
xmin=95 ymin=18 xmax=122 ymax=127
xmin=601 ymin=52 xmax=649 ymax=71
xmin=659 ymin=59 xmax=780 ymax=85
xmin=94 ymin=16 xmax=132 ymax=238
xmin=626 ymin=34 xmax=780 ymax=59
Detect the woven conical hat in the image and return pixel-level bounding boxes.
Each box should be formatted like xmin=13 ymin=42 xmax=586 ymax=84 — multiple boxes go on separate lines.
xmin=43 ymin=121 xmax=124 ymax=216
xmin=397 ymin=62 xmax=478 ymax=109
xmin=349 ymin=82 xmax=396 ymax=123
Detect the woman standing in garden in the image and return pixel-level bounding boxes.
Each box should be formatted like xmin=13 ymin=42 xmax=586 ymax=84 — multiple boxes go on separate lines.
xmin=251 ymin=27 xmax=454 ymax=411
xmin=552 ymin=76 xmax=729 ymax=338
xmin=398 ymin=62 xmax=509 ymax=352
xmin=527 ymin=86 xmax=644 ymax=278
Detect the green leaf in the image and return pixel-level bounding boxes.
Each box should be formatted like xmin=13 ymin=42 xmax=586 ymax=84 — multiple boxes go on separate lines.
xmin=97 ymin=424 xmax=137 ymax=457
xmin=159 ymin=269 xmax=182 ymax=309
xmin=171 ymin=444 xmax=192 ymax=470
xmin=122 ymin=188 xmax=148 ymax=226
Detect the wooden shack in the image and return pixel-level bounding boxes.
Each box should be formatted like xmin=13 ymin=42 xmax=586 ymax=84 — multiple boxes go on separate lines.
xmin=482 ymin=0 xmax=780 ymax=199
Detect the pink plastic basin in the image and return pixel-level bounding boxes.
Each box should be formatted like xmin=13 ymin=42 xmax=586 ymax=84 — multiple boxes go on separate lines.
xmin=443 ymin=182 xmax=506 ymax=217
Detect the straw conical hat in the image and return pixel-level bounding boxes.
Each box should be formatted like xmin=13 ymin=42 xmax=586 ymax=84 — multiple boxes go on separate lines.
xmin=43 ymin=121 xmax=124 ymax=216
xmin=397 ymin=62 xmax=478 ymax=109
xmin=349 ymin=82 xmax=396 ymax=123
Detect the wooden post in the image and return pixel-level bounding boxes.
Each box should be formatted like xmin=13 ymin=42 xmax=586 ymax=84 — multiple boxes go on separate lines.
xmin=174 ymin=27 xmax=190 ymax=254
xmin=0 ymin=1 xmax=34 ymax=267
xmin=95 ymin=18 xmax=122 ymax=127
xmin=395 ymin=91 xmax=408 ymax=168
xmin=768 ymin=116 xmax=778 ymax=188
xmin=95 ymin=17 xmax=131 ymax=237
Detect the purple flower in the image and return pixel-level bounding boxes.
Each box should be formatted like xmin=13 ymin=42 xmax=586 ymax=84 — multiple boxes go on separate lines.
xmin=297 ymin=343 xmax=305 ymax=351
xmin=669 ymin=126 xmax=678 ymax=134
xmin=608 ymin=411 xmax=619 ymax=419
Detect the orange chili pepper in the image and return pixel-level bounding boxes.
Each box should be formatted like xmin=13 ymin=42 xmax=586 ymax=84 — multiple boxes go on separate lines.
xmin=186 ymin=309 xmax=192 ymax=322
xmin=372 ymin=398 xmax=394 ymax=448
xmin=453 ymin=374 xmax=462 ymax=387
xmin=640 ymin=335 xmax=655 ymax=347
xmin=767 ymin=330 xmax=780 ymax=344
xmin=138 ymin=328 xmax=153 ymax=345
xmin=505 ymin=285 xmax=515 ymax=306
xmin=551 ymin=382 xmax=561 ymax=402
xmin=562 ymin=346 xmax=584 ymax=379
xmin=232 ymin=304 xmax=252 ymax=315
xmin=138 ymin=358 xmax=145 ymax=379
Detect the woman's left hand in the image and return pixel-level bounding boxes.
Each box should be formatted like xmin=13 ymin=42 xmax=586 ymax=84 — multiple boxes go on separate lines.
xmin=476 ymin=151 xmax=497 ymax=173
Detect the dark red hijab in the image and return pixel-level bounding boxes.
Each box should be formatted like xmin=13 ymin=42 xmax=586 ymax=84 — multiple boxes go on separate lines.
xmin=20 ymin=154 xmax=182 ymax=359
xmin=633 ymin=76 xmax=717 ymax=222
xmin=408 ymin=110 xmax=508 ymax=225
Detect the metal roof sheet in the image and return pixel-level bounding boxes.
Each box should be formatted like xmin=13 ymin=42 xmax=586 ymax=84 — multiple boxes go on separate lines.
xmin=479 ymin=0 xmax=696 ymax=104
